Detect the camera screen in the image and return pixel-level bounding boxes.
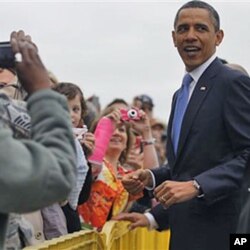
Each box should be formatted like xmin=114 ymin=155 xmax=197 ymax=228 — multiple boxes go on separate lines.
xmin=0 ymin=42 xmax=15 ymax=68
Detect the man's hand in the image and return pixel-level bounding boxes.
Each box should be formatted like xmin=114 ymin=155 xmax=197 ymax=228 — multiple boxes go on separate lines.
xmin=10 ymin=30 xmax=51 ymax=94
xmin=154 ymin=180 xmax=199 ymax=208
xmin=122 ymin=169 xmax=153 ymax=195
xmin=112 ymin=212 xmax=149 ymax=230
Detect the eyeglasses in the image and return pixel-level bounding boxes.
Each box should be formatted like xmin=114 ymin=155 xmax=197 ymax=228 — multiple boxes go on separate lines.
xmin=0 ymin=82 xmax=20 ymax=90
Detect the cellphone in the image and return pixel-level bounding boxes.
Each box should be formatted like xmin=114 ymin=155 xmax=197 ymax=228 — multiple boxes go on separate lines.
xmin=0 ymin=42 xmax=15 ymax=68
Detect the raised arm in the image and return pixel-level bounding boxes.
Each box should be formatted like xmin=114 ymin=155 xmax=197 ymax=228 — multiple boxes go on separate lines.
xmin=0 ymin=31 xmax=76 ymax=213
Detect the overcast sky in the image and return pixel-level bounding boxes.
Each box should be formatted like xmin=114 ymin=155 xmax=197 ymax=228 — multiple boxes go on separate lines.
xmin=1 ymin=0 xmax=250 ymax=122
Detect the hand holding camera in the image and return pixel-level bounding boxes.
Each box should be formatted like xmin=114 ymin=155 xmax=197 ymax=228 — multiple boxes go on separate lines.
xmin=0 ymin=42 xmax=16 ymax=69
xmin=73 ymin=125 xmax=88 ymax=140
xmin=127 ymin=109 xmax=154 ymax=141
xmin=120 ymin=107 xmax=152 ymax=139
xmin=120 ymin=108 xmax=141 ymax=122
xmin=80 ymin=131 xmax=95 ymax=157
xmin=8 ymin=30 xmax=50 ymax=94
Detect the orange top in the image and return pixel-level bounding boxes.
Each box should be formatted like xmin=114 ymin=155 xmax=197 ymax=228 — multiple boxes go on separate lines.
xmin=78 ymin=159 xmax=142 ymax=229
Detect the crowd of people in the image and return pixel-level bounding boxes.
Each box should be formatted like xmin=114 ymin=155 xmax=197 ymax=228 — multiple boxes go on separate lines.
xmin=1 ymin=1 xmax=250 ymax=250
xmin=0 ymin=33 xmax=167 ymax=248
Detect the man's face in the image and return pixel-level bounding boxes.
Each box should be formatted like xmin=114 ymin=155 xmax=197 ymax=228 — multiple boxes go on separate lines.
xmin=172 ymin=8 xmax=223 ymax=71
xmin=0 ymin=68 xmax=18 ymax=98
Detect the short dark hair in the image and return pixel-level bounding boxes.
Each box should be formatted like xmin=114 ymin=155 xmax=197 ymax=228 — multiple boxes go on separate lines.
xmin=106 ymin=98 xmax=128 ymax=108
xmin=53 ymin=82 xmax=87 ymax=121
xmin=174 ymin=1 xmax=220 ymax=31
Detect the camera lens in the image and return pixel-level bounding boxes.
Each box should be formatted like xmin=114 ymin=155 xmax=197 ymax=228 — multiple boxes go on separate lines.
xmin=127 ymin=109 xmax=138 ymax=119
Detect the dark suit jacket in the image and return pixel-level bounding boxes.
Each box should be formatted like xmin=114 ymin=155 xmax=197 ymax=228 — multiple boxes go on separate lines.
xmin=150 ymin=58 xmax=250 ymax=250
xmin=236 ymin=156 xmax=250 ymax=233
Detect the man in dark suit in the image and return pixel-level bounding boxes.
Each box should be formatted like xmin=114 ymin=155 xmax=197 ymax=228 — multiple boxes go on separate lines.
xmin=115 ymin=1 xmax=250 ymax=250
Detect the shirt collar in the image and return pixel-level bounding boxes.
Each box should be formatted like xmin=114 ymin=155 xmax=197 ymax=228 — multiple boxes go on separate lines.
xmin=188 ymin=53 xmax=217 ymax=83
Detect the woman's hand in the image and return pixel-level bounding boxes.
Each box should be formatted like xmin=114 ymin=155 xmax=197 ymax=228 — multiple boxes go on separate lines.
xmin=105 ymin=108 xmax=121 ymax=125
xmin=80 ymin=132 xmax=95 ymax=156
xmin=130 ymin=110 xmax=152 ymax=139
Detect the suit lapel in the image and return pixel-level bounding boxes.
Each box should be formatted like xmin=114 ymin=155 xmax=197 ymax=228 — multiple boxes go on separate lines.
xmin=167 ymin=92 xmax=179 ymax=163
xmin=174 ymin=58 xmax=222 ymax=162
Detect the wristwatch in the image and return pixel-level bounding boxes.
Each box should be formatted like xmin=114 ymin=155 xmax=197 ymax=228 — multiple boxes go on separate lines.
xmin=193 ymin=180 xmax=204 ymax=198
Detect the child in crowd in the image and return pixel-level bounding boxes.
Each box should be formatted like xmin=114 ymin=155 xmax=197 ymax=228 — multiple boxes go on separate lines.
xmin=49 ymin=82 xmax=95 ymax=234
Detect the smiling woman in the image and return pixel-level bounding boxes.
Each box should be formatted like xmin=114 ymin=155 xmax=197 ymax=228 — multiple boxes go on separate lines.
xmin=78 ymin=106 xmax=142 ymax=230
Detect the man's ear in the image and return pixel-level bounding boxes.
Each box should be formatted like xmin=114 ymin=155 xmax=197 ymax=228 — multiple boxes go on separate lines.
xmin=215 ymin=29 xmax=224 ymax=46
xmin=172 ymin=30 xmax=177 ymax=47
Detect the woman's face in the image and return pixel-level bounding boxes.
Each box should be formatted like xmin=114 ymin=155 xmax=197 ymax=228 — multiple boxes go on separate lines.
xmin=106 ymin=122 xmax=128 ymax=155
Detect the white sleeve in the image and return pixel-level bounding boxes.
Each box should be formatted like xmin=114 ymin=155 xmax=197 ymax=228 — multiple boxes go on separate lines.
xmin=144 ymin=170 xmax=156 ymax=190
xmin=144 ymin=212 xmax=159 ymax=230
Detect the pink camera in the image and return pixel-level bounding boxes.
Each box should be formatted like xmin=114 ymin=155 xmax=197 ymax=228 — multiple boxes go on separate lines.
xmin=120 ymin=108 xmax=141 ymax=122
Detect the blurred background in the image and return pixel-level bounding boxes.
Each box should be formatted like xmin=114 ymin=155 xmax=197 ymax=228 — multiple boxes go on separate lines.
xmin=1 ymin=0 xmax=250 ymax=121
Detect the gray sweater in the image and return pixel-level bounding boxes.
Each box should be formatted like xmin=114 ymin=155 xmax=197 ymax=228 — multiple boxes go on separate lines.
xmin=0 ymin=89 xmax=76 ymax=249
